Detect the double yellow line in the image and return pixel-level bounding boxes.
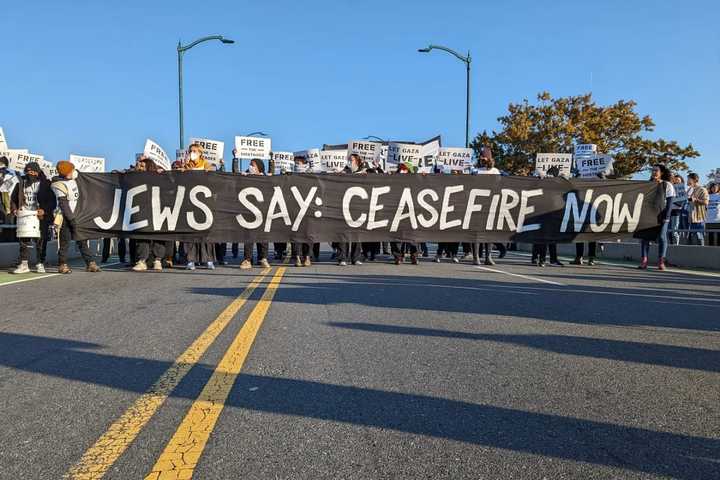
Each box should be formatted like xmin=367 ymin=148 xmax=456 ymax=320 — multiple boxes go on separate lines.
xmin=65 ymin=266 xmax=287 ymax=480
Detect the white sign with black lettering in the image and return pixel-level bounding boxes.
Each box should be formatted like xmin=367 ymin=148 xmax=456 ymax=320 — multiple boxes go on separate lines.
xmin=69 ymin=154 xmax=106 ymax=173
xmin=419 ymin=138 xmax=440 ymax=173
xmin=347 ymin=140 xmax=382 ymax=169
xmin=9 ymin=152 xmax=45 ymax=172
xmin=306 ymin=148 xmax=321 ymax=172
xmin=707 ymin=193 xmax=720 ymax=223
xmin=387 ymin=143 xmax=422 ymax=172
xmin=0 ymin=127 xmax=7 ymax=151
xmin=535 ymin=153 xmax=573 ymax=177
xmin=0 ymin=149 xmax=29 ymax=171
xmin=235 ymin=136 xmax=272 ymax=160
xmin=190 ymin=137 xmax=224 ymax=166
xmin=437 ymin=147 xmax=473 ymax=172
xmin=321 ymin=150 xmax=348 ymax=173
xmin=577 ymin=154 xmax=614 ymax=178
xmin=143 ymin=139 xmax=171 ymax=170
xmin=272 ymin=151 xmax=295 ymax=174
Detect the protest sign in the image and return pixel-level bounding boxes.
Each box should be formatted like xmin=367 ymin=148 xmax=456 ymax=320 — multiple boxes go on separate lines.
xmin=307 ymin=148 xmax=321 ymax=172
xmin=69 ymin=154 xmax=106 ymax=173
xmin=235 ymin=136 xmax=272 ymax=160
xmin=272 ymin=151 xmax=295 ymax=174
xmin=175 ymin=149 xmax=187 ymax=164
xmin=437 ymin=148 xmax=473 ymax=172
xmin=9 ymin=152 xmax=45 ymax=172
xmin=418 ymin=137 xmax=441 ymax=173
xmin=320 ymin=150 xmax=348 ymax=173
xmin=0 ymin=173 xmax=19 ymax=193
xmin=387 ymin=143 xmax=422 ymax=172
xmin=190 ymin=137 xmax=224 ymax=166
xmin=347 ymin=140 xmax=382 ymax=169
xmin=535 ymin=153 xmax=573 ymax=177
xmin=707 ymin=193 xmax=720 ymax=223
xmin=71 ymin=172 xmax=663 ymax=244
xmin=577 ymin=154 xmax=614 ymax=178
xmin=0 ymin=127 xmax=7 ymax=151
xmin=575 ymin=144 xmax=597 ymax=157
xmin=673 ymin=183 xmax=688 ymax=207
xmin=143 ymin=139 xmax=171 ymax=170
xmin=0 ymin=149 xmax=29 ymax=171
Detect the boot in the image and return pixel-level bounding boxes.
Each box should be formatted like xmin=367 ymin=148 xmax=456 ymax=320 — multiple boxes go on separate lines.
xmin=637 ymin=257 xmax=648 ymax=270
xmin=58 ymin=263 xmax=72 ymax=274
xmin=658 ymin=257 xmax=667 ymax=271
xmin=303 ymin=256 xmax=312 ymax=267
xmin=86 ymin=261 xmax=102 ymax=273
xmin=410 ymin=253 xmax=418 ymax=265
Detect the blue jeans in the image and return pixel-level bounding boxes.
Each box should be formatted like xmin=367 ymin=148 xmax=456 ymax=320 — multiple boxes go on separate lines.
xmin=689 ymin=222 xmax=705 ymax=246
xmin=641 ymin=221 xmax=669 ymax=258
xmin=670 ymin=215 xmax=680 ymax=245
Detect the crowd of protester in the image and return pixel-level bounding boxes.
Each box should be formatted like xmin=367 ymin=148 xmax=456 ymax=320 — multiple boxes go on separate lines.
xmin=0 ymin=146 xmax=717 ymax=275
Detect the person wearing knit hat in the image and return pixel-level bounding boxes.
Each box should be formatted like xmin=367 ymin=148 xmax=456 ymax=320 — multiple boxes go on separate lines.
xmin=56 ymin=160 xmax=75 ymax=177
xmin=9 ymin=161 xmax=55 ymax=274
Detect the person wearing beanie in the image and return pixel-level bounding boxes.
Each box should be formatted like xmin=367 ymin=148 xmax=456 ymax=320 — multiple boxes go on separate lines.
xmin=10 ymin=162 xmax=56 ymax=274
xmin=51 ymin=161 xmax=101 ymax=274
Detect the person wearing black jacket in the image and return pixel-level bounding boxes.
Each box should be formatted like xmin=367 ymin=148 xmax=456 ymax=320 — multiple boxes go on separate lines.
xmin=51 ymin=161 xmax=101 ymax=274
xmin=10 ymin=162 xmax=55 ymax=274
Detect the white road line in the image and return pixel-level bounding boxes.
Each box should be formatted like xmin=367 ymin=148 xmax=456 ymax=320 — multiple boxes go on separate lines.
xmin=0 ymin=262 xmax=122 ymax=288
xmin=475 ymin=266 xmax=566 ymax=286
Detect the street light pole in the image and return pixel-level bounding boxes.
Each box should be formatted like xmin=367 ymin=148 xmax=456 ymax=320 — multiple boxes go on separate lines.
xmin=177 ymin=35 xmax=235 ymax=150
xmin=418 ymin=44 xmax=471 ymax=147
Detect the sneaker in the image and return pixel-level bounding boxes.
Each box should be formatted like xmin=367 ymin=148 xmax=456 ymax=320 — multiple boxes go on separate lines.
xmin=570 ymin=258 xmax=583 ymax=266
xmin=551 ymin=260 xmax=564 ymax=267
xmin=207 ymin=261 xmax=215 ymax=270
xmin=303 ymin=257 xmax=312 ymax=267
xmin=338 ymin=261 xmax=347 ymax=266
xmin=353 ymin=260 xmax=363 ymax=266
xmin=186 ymin=262 xmax=196 ymax=271
xmin=58 ymin=263 xmax=72 ymax=274
xmin=12 ymin=261 xmax=30 ymax=274
xmin=86 ymin=261 xmax=102 ymax=273
xmin=587 ymin=259 xmax=596 ymax=266
xmin=463 ymin=253 xmax=473 ymax=261
xmin=240 ymin=260 xmax=252 ymax=270
xmin=35 ymin=263 xmax=46 ymax=273
xmin=259 ymin=258 xmax=270 ymax=268
xmin=295 ymin=256 xmax=303 ymax=267
xmin=132 ymin=261 xmax=148 ymax=272
xmin=434 ymin=256 xmax=441 ymax=263
xmin=152 ymin=259 xmax=163 ymax=271
xmin=473 ymin=259 xmax=481 ymax=266
xmin=538 ymin=261 xmax=546 ymax=267
xmin=484 ymin=257 xmax=496 ymax=266
xmin=452 ymin=256 xmax=460 ymax=264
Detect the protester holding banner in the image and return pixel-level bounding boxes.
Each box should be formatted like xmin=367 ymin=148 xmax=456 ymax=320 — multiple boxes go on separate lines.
xmin=10 ymin=162 xmax=55 ymax=273
xmin=51 ymin=161 xmax=101 ymax=274
xmin=336 ymin=154 xmax=367 ymax=266
xmin=131 ymin=158 xmax=170 ymax=272
xmin=471 ymin=147 xmax=504 ymax=266
xmin=361 ymin=159 xmax=384 ymax=262
xmin=389 ymin=160 xmax=420 ymax=265
xmin=241 ymin=158 xmax=271 ymax=270
xmin=291 ymin=155 xmax=313 ymax=268
xmin=686 ymin=173 xmax=708 ymax=246
xmin=183 ymin=144 xmax=216 ymax=270
xmin=639 ymin=165 xmax=675 ymax=270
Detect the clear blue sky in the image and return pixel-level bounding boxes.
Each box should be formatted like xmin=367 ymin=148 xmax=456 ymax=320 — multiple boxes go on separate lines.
xmin=2 ymin=0 xmax=718 ymax=175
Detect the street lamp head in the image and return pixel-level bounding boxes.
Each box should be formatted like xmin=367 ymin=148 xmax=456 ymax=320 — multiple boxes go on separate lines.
xmin=221 ymin=38 xmax=235 ymax=44
xmin=418 ymin=47 xmax=431 ymax=53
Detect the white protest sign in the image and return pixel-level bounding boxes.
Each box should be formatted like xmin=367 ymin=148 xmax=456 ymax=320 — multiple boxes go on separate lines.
xmin=175 ymin=149 xmax=187 ymax=164
xmin=707 ymin=193 xmax=720 ymax=223
xmin=0 ymin=127 xmax=7 ymax=151
xmin=190 ymin=137 xmax=224 ymax=166
xmin=306 ymin=148 xmax=321 ymax=172
xmin=235 ymin=136 xmax=272 ymax=160
xmin=143 ymin=139 xmax=171 ymax=170
xmin=9 ymin=152 xmax=45 ymax=172
xmin=271 ymin=151 xmax=295 ymax=174
xmin=577 ymin=154 xmax=614 ymax=178
xmin=0 ymin=149 xmax=29 ymax=171
xmin=418 ymin=138 xmax=441 ymax=173
xmin=0 ymin=174 xmax=19 ymax=193
xmin=387 ymin=143 xmax=422 ymax=172
xmin=379 ymin=144 xmax=388 ymax=171
xmin=69 ymin=154 xmax=106 ymax=173
xmin=347 ymin=140 xmax=382 ymax=169
xmin=575 ymin=144 xmax=597 ymax=156
xmin=321 ymin=150 xmax=348 ymax=173
xmin=535 ymin=153 xmax=573 ymax=177
xmin=437 ymin=147 xmax=473 ymax=172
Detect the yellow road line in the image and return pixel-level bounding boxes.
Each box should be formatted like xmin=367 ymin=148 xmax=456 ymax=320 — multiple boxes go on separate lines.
xmin=145 ymin=267 xmax=287 ymax=480
xmin=65 ymin=268 xmax=273 ymax=480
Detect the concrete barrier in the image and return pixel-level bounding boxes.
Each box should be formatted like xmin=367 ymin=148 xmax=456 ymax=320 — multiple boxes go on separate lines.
xmin=0 ymin=240 xmax=103 ymax=269
xmin=518 ymin=242 xmax=720 ymax=270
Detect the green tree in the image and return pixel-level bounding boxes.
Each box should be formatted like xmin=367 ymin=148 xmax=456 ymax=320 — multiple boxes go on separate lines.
xmin=471 ymin=92 xmax=700 ymax=177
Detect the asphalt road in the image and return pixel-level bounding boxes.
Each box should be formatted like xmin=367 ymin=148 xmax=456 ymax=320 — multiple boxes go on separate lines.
xmin=0 ymin=247 xmax=718 ymax=479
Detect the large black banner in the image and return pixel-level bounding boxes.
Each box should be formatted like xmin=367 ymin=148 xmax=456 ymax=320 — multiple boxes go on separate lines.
xmin=71 ymin=172 xmax=663 ymax=243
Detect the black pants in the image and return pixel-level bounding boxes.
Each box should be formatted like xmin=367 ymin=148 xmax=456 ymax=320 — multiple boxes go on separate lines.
xmin=292 ymin=242 xmax=311 ymax=258
xmin=136 ymin=240 xmax=166 ymax=262
xmin=362 ymin=242 xmax=381 ymax=258
xmin=337 ymin=242 xmax=360 ymax=263
xmin=215 ymin=243 xmax=227 ymax=263
xmin=533 ymin=244 xmax=558 ymax=263
xmin=19 ymin=219 xmax=50 ymax=264
xmin=391 ymin=242 xmax=418 ymax=257
xmin=437 ymin=242 xmax=458 ymax=257
xmin=244 ymin=242 xmax=268 ymax=263
xmin=58 ymin=221 xmax=95 ymax=265
xmin=576 ymin=242 xmax=597 ymax=259
xmin=231 ymin=243 xmax=240 ymax=258
xmin=102 ymin=237 xmax=128 ymax=262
